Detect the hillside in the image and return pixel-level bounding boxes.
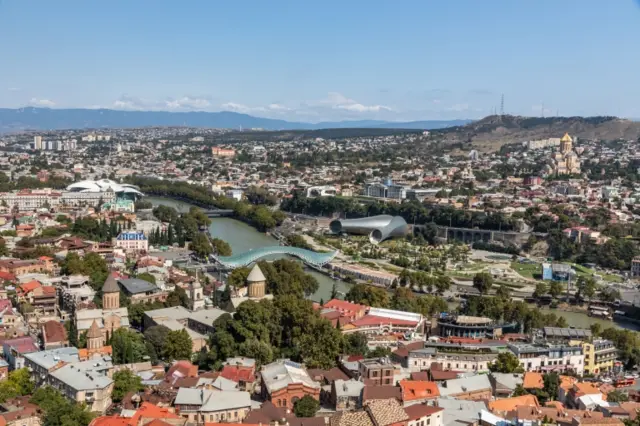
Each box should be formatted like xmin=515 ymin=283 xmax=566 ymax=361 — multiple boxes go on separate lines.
xmin=0 ymin=107 xmax=469 ymax=133
xmin=433 ymin=115 xmax=640 ymax=152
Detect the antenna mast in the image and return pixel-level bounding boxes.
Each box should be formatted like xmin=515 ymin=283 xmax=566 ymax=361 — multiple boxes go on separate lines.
xmin=500 ymin=94 xmax=504 ymax=117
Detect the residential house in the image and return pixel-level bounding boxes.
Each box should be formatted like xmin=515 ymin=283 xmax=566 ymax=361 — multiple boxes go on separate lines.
xmin=260 ymin=360 xmax=321 ymax=409
xmin=437 ymin=375 xmax=492 ymax=401
xmin=332 ymin=379 xmax=364 ymax=412
xmin=489 ymin=373 xmax=523 ymax=397
xmin=41 ymin=320 xmax=69 ymax=349
xmin=358 ymin=358 xmax=395 ymax=386
xmin=173 ymin=388 xmax=251 ymax=423
xmin=399 ymin=380 xmax=440 ymax=406
xmin=2 ymin=336 xmax=39 ymax=370
xmin=0 ymin=396 xmax=42 ymax=426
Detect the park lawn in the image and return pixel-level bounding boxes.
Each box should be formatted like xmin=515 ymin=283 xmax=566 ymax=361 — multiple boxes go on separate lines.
xmin=510 ymin=261 xmax=540 ymax=279
xmin=569 ymin=263 xmax=623 ymax=283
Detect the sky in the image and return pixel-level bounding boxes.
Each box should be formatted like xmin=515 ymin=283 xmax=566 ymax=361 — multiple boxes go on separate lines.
xmin=1 ymin=0 xmax=640 ymax=123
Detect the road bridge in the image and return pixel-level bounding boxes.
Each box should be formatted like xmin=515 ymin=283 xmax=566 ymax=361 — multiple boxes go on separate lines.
xmin=203 ymin=209 xmax=234 ymax=217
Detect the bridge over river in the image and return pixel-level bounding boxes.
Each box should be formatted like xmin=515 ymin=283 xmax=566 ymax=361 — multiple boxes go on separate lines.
xmin=212 ymin=246 xmax=338 ymax=269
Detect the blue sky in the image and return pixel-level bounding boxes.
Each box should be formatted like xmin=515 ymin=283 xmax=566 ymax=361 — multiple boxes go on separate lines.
xmin=1 ymin=0 xmax=640 ymax=122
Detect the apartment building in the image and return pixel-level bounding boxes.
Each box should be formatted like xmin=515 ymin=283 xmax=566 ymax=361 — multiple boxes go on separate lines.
xmin=47 ymin=360 xmax=114 ymax=412
xmin=509 ymin=343 xmax=584 ymax=376
xmin=174 ymin=388 xmax=251 ymax=423
xmin=582 ymin=340 xmax=617 ymax=375
xmin=358 ymin=358 xmax=394 ymax=386
xmin=113 ymin=231 xmax=148 ymax=252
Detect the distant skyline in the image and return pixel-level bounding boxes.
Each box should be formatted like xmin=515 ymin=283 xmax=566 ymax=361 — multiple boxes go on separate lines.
xmin=1 ymin=0 xmax=640 ymax=122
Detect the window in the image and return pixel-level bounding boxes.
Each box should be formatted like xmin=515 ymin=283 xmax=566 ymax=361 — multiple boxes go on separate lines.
xmin=427 ymin=418 xmax=431 ymax=425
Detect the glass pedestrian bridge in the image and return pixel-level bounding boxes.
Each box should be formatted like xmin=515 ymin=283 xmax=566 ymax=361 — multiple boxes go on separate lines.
xmin=213 ymin=246 xmax=339 ymax=269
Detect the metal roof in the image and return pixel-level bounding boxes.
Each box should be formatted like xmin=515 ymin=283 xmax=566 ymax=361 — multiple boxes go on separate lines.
xmin=118 ymin=278 xmax=157 ymax=294
xmin=214 ymin=246 xmax=338 ymax=269
xmin=543 ymin=327 xmax=591 ymax=338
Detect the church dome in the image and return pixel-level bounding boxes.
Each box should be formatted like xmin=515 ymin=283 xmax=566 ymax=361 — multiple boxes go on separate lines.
xmin=247 ymin=264 xmax=266 ymax=282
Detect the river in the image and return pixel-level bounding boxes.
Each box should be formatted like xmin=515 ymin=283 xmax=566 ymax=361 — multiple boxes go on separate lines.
xmin=146 ymin=196 xmax=352 ymax=302
xmin=146 ymin=196 xmax=639 ymax=331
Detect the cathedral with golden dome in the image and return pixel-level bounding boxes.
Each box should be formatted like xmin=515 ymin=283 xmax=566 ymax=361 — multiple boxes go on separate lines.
xmin=552 ymin=133 xmax=581 ymax=175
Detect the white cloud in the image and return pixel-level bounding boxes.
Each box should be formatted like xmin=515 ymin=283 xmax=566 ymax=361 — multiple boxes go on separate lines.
xmin=322 ymin=92 xmax=393 ymax=112
xmin=113 ymin=98 xmax=144 ymax=110
xmin=164 ymin=97 xmax=211 ymax=110
xmin=268 ymin=103 xmax=291 ymax=111
xmin=7 ymin=87 xmax=20 ymax=92
xmin=29 ymin=98 xmax=55 ymax=107
xmin=221 ymin=102 xmax=267 ymax=114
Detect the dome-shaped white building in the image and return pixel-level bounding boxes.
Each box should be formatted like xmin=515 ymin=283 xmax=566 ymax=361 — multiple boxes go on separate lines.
xmin=66 ymin=179 xmax=143 ymax=200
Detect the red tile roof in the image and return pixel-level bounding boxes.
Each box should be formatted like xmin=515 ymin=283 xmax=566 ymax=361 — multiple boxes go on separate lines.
xmin=42 ymin=320 xmax=67 ymax=343
xmin=19 ymin=280 xmax=41 ymax=294
xmin=351 ymin=315 xmax=418 ymax=327
xmin=404 ymin=405 xmax=443 ymax=420
xmin=3 ymin=336 xmax=38 ymax=354
xmin=323 ymin=299 xmax=368 ymax=313
xmin=400 ymin=380 xmax=440 ymax=401
xmin=167 ymin=360 xmax=198 ymax=378
xmin=0 ymin=271 xmax=16 ymax=282
xmin=219 ymin=365 xmax=255 ymax=383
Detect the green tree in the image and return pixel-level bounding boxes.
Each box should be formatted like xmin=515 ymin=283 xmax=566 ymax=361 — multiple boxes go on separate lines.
xmin=164 ymin=329 xmax=193 ymax=361
xmin=237 ymin=339 xmax=274 ymax=367
xmin=136 ymin=272 xmax=156 ymax=285
xmin=294 ymin=395 xmax=320 ymax=418
xmin=0 ymin=368 xmax=33 ymax=403
xmin=111 ymin=329 xmax=148 ymax=364
xmin=298 ymin=318 xmax=344 ymax=369
xmin=190 ymin=233 xmax=213 ymax=259
xmin=513 ymin=384 xmax=528 ymax=397
xmin=330 ymin=282 xmax=339 ymax=300
xmin=210 ymin=237 xmax=232 ymax=256
xmin=472 ymin=272 xmax=493 ymax=294
xmin=228 ymin=267 xmax=251 ymax=289
xmin=489 ymin=352 xmax=524 ymax=373
xmin=548 ymin=281 xmax=563 ymax=299
xmin=533 ymin=282 xmax=548 ymax=298
xmin=31 ymin=386 xmax=95 ymax=426
xmin=496 ymin=284 xmax=511 ymax=300
xmin=112 ymin=369 xmax=143 ymax=402
xmin=166 ymin=286 xmax=190 ymax=308
xmin=576 ymin=276 xmax=597 ymax=301
xmin=543 ymin=373 xmax=559 ymax=401
xmin=144 ymin=325 xmax=171 ymax=361
xmin=345 ymin=283 xmax=389 ymax=307
xmin=590 ymin=323 xmax=602 ymax=337
xmin=607 ymin=390 xmax=629 ymax=403
xmin=343 ymin=332 xmax=369 ymax=356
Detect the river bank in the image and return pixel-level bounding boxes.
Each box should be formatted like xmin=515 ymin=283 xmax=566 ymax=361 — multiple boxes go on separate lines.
xmin=146 ymin=196 xmax=352 ymax=302
xmin=146 ymin=196 xmax=639 ymax=331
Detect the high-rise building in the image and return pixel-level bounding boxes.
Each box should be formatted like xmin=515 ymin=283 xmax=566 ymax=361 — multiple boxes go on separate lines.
xmin=33 ymin=136 xmax=43 ymax=150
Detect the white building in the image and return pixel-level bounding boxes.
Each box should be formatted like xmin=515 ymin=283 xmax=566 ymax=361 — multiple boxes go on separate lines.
xmin=508 ymin=343 xmax=584 ymax=375
xmin=114 ymin=231 xmax=148 ymax=252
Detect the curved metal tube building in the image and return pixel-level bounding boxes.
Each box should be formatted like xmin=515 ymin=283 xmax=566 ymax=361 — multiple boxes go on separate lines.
xmin=329 ymin=215 xmax=409 ymax=244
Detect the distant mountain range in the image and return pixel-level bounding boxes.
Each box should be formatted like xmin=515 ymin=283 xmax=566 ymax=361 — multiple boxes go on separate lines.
xmin=0 ymin=107 xmax=472 ymax=133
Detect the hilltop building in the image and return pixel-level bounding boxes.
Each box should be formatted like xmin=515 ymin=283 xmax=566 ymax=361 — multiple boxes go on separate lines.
xmin=552 ymin=133 xmax=581 ymax=175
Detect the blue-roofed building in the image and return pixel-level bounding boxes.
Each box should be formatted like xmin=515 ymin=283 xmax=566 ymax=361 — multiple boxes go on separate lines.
xmin=114 ymin=231 xmax=148 ymax=253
